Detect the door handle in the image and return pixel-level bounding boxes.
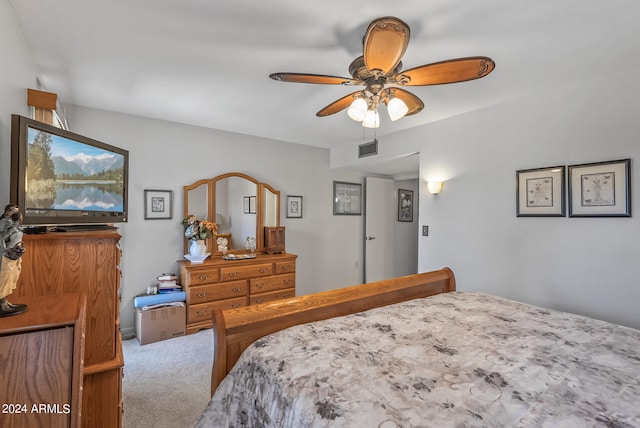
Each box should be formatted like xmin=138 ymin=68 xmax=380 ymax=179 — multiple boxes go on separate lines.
xmin=366 ymin=236 xmax=376 ymax=240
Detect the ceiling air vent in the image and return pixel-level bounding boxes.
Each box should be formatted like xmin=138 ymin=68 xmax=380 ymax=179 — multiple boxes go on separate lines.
xmin=358 ymin=139 xmax=378 ymax=158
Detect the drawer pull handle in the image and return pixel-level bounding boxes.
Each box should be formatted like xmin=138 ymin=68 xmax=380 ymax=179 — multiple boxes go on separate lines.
xmin=227 ymin=272 xmax=238 ymax=277
xmin=258 ymin=268 xmax=269 ymax=273
xmin=284 ymin=279 xmax=294 ymax=285
xmin=231 ymin=304 xmax=242 ymax=309
xmin=197 ymin=274 xmax=210 ymax=281
xmin=196 ymin=310 xmax=209 ymax=316
xmin=281 ymin=265 xmax=290 ymax=271
xmin=231 ymin=287 xmax=242 ymax=292
xmin=196 ymin=292 xmax=208 ymax=298
xmin=255 ymin=283 xmax=264 ymax=289
xmin=255 ymin=300 xmax=264 ymax=304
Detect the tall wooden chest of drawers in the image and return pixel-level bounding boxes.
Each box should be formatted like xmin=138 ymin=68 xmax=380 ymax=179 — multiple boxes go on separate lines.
xmin=15 ymin=231 xmax=123 ymax=427
xmin=178 ymin=253 xmax=297 ymax=334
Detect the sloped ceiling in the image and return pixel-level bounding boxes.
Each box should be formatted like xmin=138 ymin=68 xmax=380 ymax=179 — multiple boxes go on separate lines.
xmin=8 ymin=0 xmax=640 ymax=167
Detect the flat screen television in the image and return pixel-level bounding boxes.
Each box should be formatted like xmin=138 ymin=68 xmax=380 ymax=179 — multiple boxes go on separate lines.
xmin=10 ymin=114 xmax=128 ymax=227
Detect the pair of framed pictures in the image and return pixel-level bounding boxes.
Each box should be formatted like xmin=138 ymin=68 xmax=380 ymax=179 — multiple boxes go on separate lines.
xmin=516 ymin=159 xmax=631 ymax=217
xmin=330 ymin=181 xmax=414 ymax=222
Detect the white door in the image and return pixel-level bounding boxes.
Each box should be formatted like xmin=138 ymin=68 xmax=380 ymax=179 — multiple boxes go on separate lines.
xmin=364 ymin=176 xmax=395 ymax=283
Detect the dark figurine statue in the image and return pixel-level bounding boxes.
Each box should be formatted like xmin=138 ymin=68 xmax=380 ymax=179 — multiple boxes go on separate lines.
xmin=0 ymin=204 xmax=27 ymax=317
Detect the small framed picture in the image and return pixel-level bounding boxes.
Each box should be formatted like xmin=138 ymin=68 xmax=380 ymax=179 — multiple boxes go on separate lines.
xmin=287 ymin=195 xmax=303 ymax=218
xmin=144 ymin=190 xmax=172 ymax=220
xmin=516 ymin=166 xmax=566 ymax=217
xmin=568 ymin=159 xmax=631 ymax=217
xmin=333 ymin=181 xmax=362 ymax=215
xmin=243 ymin=196 xmax=256 ymax=214
xmin=398 ymin=189 xmax=414 ymax=222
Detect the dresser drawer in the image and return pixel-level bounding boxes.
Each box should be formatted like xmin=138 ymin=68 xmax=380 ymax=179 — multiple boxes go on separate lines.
xmin=275 ymin=260 xmax=296 ymax=274
xmin=188 ymin=280 xmax=247 ymax=304
xmin=220 ymin=263 xmax=272 ymax=282
xmin=186 ymin=268 xmax=219 ymax=286
xmin=250 ymin=287 xmax=296 ymax=305
xmin=188 ymin=297 xmax=247 ymax=323
xmin=250 ymin=273 xmax=295 ymax=294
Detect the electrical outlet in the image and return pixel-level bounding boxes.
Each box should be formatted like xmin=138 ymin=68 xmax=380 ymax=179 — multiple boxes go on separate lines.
xmin=422 ymin=225 xmax=429 ymax=236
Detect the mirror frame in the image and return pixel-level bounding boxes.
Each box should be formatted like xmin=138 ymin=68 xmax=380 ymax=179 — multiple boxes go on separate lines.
xmin=183 ymin=172 xmax=280 ymax=255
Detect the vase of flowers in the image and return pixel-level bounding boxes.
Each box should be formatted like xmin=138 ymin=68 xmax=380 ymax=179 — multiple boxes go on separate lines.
xmin=181 ymin=215 xmax=218 ymax=256
xmin=189 ymin=239 xmax=207 ymax=256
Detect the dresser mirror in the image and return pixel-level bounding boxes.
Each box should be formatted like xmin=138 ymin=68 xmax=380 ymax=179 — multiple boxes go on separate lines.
xmin=184 ymin=179 xmax=209 ymax=221
xmin=263 ymin=184 xmax=279 ymax=228
xmin=184 ymin=172 xmax=280 ymax=254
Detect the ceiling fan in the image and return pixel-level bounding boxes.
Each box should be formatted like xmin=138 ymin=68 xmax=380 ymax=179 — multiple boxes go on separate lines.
xmin=269 ymin=16 xmax=495 ymax=128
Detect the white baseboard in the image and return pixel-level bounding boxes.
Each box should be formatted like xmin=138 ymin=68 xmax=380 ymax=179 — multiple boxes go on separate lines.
xmin=121 ymin=326 xmax=136 ymax=340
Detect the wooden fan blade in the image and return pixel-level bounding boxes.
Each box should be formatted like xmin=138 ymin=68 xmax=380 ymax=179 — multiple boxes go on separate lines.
xmin=270 ymin=72 xmax=358 ymax=85
xmin=363 ymin=17 xmax=410 ymax=76
xmin=397 ymin=56 xmax=495 ymax=86
xmin=316 ymin=91 xmax=362 ymax=117
xmin=387 ymin=88 xmax=424 ymax=116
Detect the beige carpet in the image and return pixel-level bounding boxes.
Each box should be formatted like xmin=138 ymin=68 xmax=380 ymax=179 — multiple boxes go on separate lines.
xmin=122 ymin=330 xmax=213 ymax=428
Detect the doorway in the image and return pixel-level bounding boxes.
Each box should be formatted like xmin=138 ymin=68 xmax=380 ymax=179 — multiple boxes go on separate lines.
xmin=364 ymin=176 xmax=419 ymax=283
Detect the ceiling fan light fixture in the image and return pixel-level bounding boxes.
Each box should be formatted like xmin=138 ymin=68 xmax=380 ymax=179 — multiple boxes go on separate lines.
xmin=347 ymin=97 xmax=368 ymax=122
xmin=362 ymin=108 xmax=380 ymax=128
xmin=269 ymin=16 xmax=495 ymax=128
xmin=387 ymin=96 xmax=409 ymax=121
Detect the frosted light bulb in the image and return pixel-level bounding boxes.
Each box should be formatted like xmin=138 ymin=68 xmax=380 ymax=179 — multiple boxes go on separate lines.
xmin=347 ymin=98 xmax=367 ymax=122
xmin=387 ymin=97 xmax=409 ymax=121
xmin=362 ymin=109 xmax=380 ymax=128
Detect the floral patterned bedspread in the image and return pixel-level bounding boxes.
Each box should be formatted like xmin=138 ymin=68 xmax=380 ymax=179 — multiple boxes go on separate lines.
xmin=194 ymin=292 xmax=640 ymax=427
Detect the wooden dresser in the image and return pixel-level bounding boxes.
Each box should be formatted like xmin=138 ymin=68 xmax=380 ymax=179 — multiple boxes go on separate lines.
xmin=178 ymin=253 xmax=297 ymax=334
xmin=15 ymin=230 xmax=124 ymax=427
xmin=0 ymin=294 xmax=86 ymax=428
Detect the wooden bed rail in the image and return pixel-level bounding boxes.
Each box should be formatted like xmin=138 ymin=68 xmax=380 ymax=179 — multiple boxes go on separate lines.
xmin=210 ymin=267 xmax=456 ymax=395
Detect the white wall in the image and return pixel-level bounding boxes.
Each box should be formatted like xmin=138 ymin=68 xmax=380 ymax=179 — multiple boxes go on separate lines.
xmin=413 ymin=69 xmax=640 ymax=329
xmin=63 ymin=105 xmax=369 ymax=335
xmin=0 ymin=0 xmax=38 ymax=205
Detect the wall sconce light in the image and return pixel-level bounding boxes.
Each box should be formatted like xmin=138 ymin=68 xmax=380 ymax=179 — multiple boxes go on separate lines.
xmin=427 ymin=181 xmax=444 ymax=195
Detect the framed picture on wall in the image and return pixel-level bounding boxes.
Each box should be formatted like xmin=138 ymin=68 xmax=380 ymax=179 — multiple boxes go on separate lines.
xmin=516 ymin=166 xmax=566 ymax=217
xmin=286 ymin=195 xmax=303 ymax=218
xmin=568 ymin=159 xmax=631 ymax=217
xmin=398 ymin=189 xmax=414 ymax=222
xmin=243 ymin=196 xmax=256 ymax=214
xmin=144 ymin=189 xmax=172 ymax=220
xmin=333 ymin=181 xmax=362 ymax=215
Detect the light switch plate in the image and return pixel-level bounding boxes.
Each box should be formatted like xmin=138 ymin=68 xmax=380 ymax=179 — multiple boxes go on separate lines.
xmin=422 ymin=226 xmax=429 ymax=236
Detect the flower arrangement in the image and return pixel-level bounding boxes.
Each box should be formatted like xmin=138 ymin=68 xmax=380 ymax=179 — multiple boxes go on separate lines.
xmin=181 ymin=215 xmax=218 ymax=241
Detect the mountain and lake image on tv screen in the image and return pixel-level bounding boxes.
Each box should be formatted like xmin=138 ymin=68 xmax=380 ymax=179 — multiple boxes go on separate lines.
xmin=26 ymin=127 xmax=125 ymax=213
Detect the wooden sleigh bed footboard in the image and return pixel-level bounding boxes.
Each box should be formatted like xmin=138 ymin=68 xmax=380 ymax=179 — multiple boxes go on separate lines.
xmin=210 ymin=267 xmax=456 ymax=395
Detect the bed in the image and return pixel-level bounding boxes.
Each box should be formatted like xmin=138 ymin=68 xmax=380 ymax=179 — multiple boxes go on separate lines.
xmin=194 ymin=267 xmax=640 ymax=427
